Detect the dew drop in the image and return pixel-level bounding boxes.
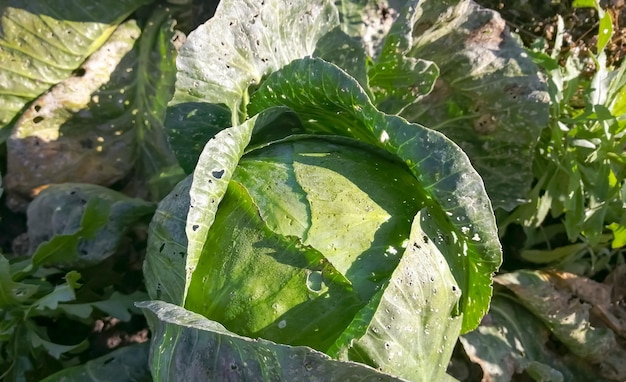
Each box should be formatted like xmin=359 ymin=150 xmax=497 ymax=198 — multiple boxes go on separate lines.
xmin=306 ymin=271 xmax=323 ymax=292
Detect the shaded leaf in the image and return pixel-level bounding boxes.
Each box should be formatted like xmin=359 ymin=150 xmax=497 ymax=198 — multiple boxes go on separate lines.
xmin=58 ymin=291 xmax=148 ymax=321
xmin=138 ymin=300 xmax=408 ymax=381
xmin=165 ymin=103 xmax=231 ymax=174
xmin=603 ymin=265 xmax=626 ymax=337
xmin=313 ymin=27 xmax=369 ymax=91
xmin=30 ymin=197 xmax=110 ymax=268
xmin=368 ymin=0 xmax=439 ymax=114
xmin=497 ymin=270 xmax=626 ymax=381
xmin=28 ymin=329 xmax=88 ymax=360
xmin=520 ymin=243 xmax=588 ymax=264
xmin=40 ymin=342 xmax=150 ymax=382
xmin=27 ymin=183 xmax=155 ymax=268
xmin=0 ymin=255 xmax=38 ymax=308
xmin=399 ymin=0 xmax=550 ymax=210
xmin=369 ymin=55 xmax=439 ymax=115
xmin=29 ymin=284 xmax=76 ymax=313
xmin=143 ymin=176 xmax=191 ymax=304
xmin=90 ymin=291 xmax=146 ymax=321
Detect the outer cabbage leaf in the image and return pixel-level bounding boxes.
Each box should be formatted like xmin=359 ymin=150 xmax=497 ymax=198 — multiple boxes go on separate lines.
xmin=4 ymin=7 xmax=182 ymax=210
xmin=313 ymin=27 xmax=370 ymax=91
xmin=138 ymin=300 xmax=408 ymax=381
xmin=367 ymin=0 xmax=439 ymax=115
xmin=396 ymin=0 xmax=550 ymax=210
xmin=146 ymin=107 xmax=468 ymax=378
xmin=327 ymin=211 xmax=463 ymax=381
xmin=460 ymin=293 xmax=607 ymax=382
xmin=0 ymin=0 xmax=152 ymax=140
xmin=249 ymin=57 xmax=501 ymax=333
xmin=143 ymin=175 xmax=191 ymax=304
xmin=334 ymin=0 xmax=397 ymax=57
xmin=146 ymin=1 xmax=503 ymax=378
xmin=40 ymin=342 xmax=150 ymax=382
xmin=27 ymin=183 xmax=155 ymax=268
xmin=496 ymin=270 xmax=626 ymax=381
xmin=166 ymin=0 xmax=339 ymax=172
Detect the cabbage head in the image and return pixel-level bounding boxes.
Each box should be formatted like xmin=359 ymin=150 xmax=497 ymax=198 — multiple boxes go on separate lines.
xmin=141 ymin=0 xmax=508 ymax=380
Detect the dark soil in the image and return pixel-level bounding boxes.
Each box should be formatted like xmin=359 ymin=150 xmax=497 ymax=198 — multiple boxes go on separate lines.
xmin=476 ymin=0 xmax=626 ymax=67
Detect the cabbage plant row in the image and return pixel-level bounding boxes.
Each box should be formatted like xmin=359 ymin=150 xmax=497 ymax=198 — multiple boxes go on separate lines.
xmin=0 ymin=0 xmax=554 ymax=380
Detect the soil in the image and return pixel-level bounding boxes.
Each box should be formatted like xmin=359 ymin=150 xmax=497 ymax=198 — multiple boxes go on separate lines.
xmin=475 ymin=0 xmax=626 ymax=67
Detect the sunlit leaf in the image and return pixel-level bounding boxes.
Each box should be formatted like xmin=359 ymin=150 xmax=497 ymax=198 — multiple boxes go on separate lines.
xmin=0 ymin=0 xmax=152 ymax=140
xmin=4 ymin=7 xmax=183 ymax=209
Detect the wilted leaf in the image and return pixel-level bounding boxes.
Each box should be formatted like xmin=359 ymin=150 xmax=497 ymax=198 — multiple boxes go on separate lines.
xmin=554 ymin=268 xmax=626 ymax=341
